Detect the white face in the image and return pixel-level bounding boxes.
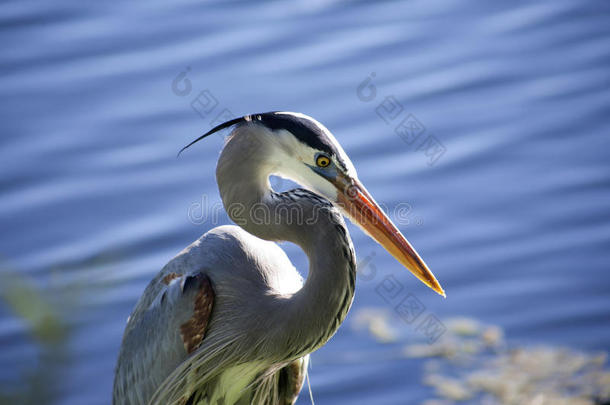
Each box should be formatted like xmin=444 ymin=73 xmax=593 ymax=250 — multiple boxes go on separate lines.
xmin=255 ymin=116 xmax=358 ymax=203
xmin=272 ymin=112 xmax=357 ymax=175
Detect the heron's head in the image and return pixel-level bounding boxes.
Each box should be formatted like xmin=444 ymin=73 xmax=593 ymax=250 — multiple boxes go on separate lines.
xmin=180 ymin=111 xmax=444 ymax=297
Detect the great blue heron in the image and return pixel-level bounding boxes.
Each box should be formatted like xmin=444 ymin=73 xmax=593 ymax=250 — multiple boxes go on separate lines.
xmin=113 ymin=112 xmax=445 ymax=405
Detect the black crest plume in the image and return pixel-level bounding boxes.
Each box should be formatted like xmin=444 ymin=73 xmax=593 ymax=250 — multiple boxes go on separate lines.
xmin=177 ymin=115 xmax=251 ymax=156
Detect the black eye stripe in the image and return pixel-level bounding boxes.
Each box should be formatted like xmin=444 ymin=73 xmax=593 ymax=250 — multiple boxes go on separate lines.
xmin=256 ymin=112 xmax=352 ymax=171
xmin=256 ymin=112 xmax=336 ymax=156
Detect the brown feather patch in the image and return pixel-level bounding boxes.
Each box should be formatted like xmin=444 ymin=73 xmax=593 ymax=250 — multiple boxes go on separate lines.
xmin=180 ymin=274 xmax=214 ymax=354
xmin=287 ymin=360 xmax=306 ymax=405
xmin=162 ymin=272 xmax=181 ymax=285
xmin=279 ymin=359 xmax=307 ymax=405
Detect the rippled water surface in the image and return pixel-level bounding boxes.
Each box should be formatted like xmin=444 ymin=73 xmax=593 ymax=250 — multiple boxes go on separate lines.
xmin=1 ymin=1 xmax=609 ymax=404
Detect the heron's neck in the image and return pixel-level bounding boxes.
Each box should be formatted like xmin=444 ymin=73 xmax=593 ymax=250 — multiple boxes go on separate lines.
xmin=217 ymin=132 xmax=356 ymax=358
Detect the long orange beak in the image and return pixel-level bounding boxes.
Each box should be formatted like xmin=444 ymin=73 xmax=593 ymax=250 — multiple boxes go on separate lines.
xmin=334 ymin=176 xmax=445 ymax=297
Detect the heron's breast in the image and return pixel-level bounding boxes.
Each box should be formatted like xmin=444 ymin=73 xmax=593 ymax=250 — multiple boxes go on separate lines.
xmin=206 ymin=361 xmax=264 ymax=405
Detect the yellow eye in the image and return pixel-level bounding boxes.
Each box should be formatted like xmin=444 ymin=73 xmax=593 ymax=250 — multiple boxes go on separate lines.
xmin=316 ymin=155 xmax=330 ymax=167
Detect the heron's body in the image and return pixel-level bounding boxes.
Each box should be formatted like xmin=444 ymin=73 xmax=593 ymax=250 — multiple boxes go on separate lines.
xmin=113 ymin=226 xmax=313 ymax=404
xmin=113 ymin=112 xmax=443 ymax=405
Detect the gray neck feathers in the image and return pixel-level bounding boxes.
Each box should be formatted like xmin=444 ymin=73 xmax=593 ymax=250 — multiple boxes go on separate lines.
xmin=216 ymin=125 xmax=356 ymax=358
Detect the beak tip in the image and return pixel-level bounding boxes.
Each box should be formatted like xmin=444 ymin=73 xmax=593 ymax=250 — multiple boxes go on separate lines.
xmin=427 ymin=277 xmax=446 ymax=298
xmin=433 ymin=284 xmax=446 ymax=298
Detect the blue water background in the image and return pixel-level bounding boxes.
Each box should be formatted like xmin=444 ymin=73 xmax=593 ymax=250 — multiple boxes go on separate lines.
xmin=1 ymin=1 xmax=609 ymax=404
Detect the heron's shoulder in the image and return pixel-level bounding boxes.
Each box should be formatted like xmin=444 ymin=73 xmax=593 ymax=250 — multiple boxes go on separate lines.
xmin=177 ymin=225 xmax=301 ymax=293
xmin=127 ymin=225 xmax=301 ymax=326
xmin=181 ymin=225 xmax=286 ymax=265
xmin=201 ymin=225 xmax=276 ymax=250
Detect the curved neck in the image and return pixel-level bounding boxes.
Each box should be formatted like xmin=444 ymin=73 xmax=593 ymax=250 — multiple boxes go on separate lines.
xmin=216 ymin=128 xmax=357 ymax=358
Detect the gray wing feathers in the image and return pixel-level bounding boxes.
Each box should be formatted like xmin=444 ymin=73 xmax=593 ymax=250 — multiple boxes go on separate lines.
xmin=113 ymin=272 xmax=214 ymax=405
